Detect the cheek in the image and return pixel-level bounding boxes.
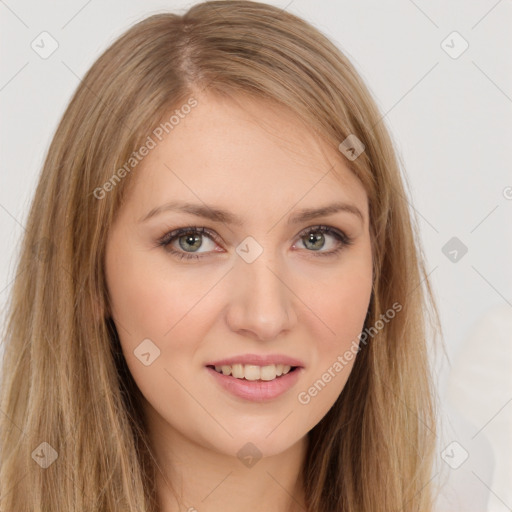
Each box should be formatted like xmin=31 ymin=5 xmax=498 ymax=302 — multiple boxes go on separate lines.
xmin=325 ymin=272 xmax=371 ymax=345
xmin=293 ymin=252 xmax=372 ymax=417
xmin=105 ymin=248 xmax=218 ymax=394
xmin=302 ymin=255 xmax=373 ymax=352
xmin=105 ymin=250 xmax=214 ymax=430
xmin=106 ymin=249 xmax=203 ymax=343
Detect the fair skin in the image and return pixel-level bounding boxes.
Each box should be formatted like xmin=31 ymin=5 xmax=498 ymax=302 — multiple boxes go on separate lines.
xmin=105 ymin=91 xmax=373 ymax=512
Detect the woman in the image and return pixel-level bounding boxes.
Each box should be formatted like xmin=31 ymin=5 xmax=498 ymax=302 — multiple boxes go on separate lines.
xmin=0 ymin=1 xmax=441 ymax=510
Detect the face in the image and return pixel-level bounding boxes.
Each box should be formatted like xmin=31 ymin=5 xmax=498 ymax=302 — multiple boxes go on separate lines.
xmin=105 ymin=92 xmax=373 ymax=461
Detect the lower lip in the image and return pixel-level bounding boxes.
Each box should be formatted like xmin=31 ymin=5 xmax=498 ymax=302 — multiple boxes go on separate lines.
xmin=205 ymin=366 xmax=303 ymax=402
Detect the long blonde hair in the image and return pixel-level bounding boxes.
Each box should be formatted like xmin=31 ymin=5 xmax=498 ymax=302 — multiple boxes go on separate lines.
xmin=0 ymin=1 xmax=441 ymax=510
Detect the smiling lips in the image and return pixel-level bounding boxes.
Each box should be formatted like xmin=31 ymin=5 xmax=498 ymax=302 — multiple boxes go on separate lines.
xmin=206 ymin=353 xmax=304 ymax=382
xmin=212 ymin=363 xmax=294 ymax=381
xmin=205 ymin=354 xmax=304 ymax=401
xmin=206 ymin=363 xmax=303 ymax=401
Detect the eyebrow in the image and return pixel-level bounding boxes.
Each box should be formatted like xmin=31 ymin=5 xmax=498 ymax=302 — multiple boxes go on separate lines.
xmin=139 ymin=200 xmax=365 ymax=226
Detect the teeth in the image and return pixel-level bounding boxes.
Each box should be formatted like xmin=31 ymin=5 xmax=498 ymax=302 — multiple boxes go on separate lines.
xmin=244 ymin=364 xmax=261 ymax=381
xmin=260 ymin=365 xmax=276 ymax=381
xmin=232 ymin=363 xmax=244 ymax=379
xmin=212 ymin=363 xmax=294 ymax=380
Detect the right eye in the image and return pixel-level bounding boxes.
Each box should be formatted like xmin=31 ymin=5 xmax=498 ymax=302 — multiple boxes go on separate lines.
xmin=157 ymin=226 xmax=222 ymax=260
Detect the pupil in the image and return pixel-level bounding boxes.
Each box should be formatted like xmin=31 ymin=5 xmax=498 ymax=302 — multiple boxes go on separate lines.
xmin=305 ymin=232 xmax=324 ymax=251
xmin=179 ymin=233 xmax=201 ymax=252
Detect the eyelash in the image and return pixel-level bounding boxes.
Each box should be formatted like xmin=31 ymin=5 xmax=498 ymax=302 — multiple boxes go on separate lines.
xmin=156 ymin=225 xmax=354 ymax=261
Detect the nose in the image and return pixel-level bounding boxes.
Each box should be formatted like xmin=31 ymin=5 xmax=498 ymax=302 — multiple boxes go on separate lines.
xmin=225 ymin=249 xmax=298 ymax=342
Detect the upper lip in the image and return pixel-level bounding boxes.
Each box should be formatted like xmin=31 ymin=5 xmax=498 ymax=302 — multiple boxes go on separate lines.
xmin=206 ymin=353 xmax=304 ymax=368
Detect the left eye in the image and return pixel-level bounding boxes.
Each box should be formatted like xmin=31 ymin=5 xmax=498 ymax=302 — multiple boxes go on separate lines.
xmin=157 ymin=225 xmax=353 ymax=261
xmin=296 ymin=227 xmax=344 ymax=252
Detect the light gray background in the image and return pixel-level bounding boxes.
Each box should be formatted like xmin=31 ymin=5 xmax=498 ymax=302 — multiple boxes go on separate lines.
xmin=1 ymin=1 xmax=511 ymax=510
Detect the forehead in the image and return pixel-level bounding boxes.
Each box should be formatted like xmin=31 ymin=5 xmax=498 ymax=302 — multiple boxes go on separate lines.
xmin=122 ymin=92 xmax=368 ymax=224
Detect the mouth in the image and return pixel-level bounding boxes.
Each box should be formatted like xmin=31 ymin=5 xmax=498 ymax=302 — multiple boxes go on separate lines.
xmin=205 ymin=362 xmax=304 ymax=401
xmin=206 ymin=363 xmax=299 ymax=382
